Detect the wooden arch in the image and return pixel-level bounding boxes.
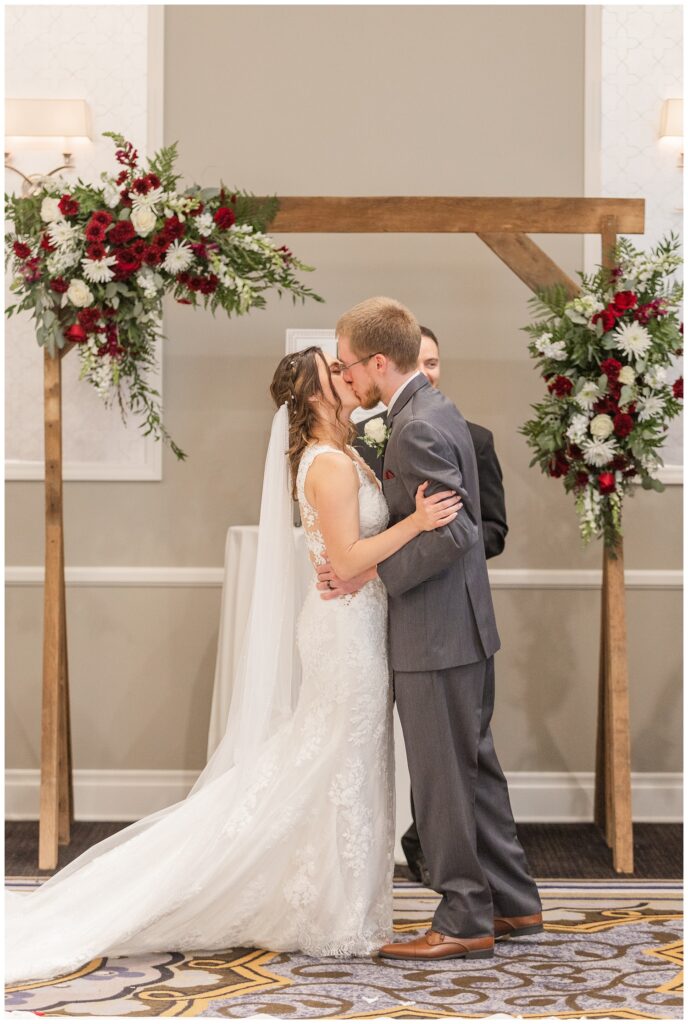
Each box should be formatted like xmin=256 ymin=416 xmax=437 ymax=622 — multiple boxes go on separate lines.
xmin=42 ymin=196 xmax=643 ymax=873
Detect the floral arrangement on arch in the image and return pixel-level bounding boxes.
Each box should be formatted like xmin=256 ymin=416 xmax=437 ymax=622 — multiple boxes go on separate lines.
xmin=5 ymin=132 xmax=322 ymax=460
xmin=520 ymin=234 xmax=683 ymax=547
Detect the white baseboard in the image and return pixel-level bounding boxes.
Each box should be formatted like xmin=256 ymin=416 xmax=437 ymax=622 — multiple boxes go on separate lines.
xmin=4 ymin=566 xmax=683 ymax=589
xmin=5 ymin=769 xmax=682 ymax=823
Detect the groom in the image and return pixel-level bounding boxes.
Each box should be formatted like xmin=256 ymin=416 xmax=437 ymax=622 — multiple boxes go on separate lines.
xmin=327 ymin=296 xmax=542 ymax=961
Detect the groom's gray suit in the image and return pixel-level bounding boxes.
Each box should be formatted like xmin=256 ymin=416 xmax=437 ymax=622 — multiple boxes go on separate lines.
xmin=377 ymin=374 xmax=541 ymax=938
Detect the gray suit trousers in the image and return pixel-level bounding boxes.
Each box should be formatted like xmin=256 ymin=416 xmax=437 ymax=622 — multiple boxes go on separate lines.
xmin=393 ymin=657 xmax=542 ymax=937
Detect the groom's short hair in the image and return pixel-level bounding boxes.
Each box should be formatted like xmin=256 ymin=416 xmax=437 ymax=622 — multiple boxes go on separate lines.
xmin=336 ymin=297 xmax=421 ymax=372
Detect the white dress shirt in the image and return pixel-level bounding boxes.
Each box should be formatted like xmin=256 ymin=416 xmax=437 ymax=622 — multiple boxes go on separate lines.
xmin=386 ymin=370 xmax=424 ymax=417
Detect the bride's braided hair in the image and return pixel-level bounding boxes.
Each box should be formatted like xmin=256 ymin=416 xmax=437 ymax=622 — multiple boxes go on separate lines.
xmin=270 ymin=346 xmax=355 ymax=498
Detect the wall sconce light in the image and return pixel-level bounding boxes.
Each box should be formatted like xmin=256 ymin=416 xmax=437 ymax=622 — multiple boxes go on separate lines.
xmin=659 ymin=97 xmax=683 ymax=169
xmin=5 ymin=98 xmax=92 ymax=195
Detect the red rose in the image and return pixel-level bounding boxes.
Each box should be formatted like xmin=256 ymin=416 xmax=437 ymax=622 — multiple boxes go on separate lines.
xmin=85 ymin=220 xmax=106 ymax=242
xmin=91 ymin=210 xmax=114 ymax=228
xmin=600 ymin=357 xmax=622 ymax=381
xmin=58 ymin=194 xmax=79 ymax=217
xmin=547 ymin=375 xmax=573 ymax=397
xmin=49 ymin=277 xmax=69 ymax=293
xmin=611 ymin=290 xmax=637 ymax=313
xmin=64 ymin=323 xmax=87 ymax=344
xmin=672 ymin=377 xmax=683 ymax=399
xmin=213 ymin=206 xmax=236 ymax=230
xmin=597 ymin=472 xmax=616 ymax=495
xmin=115 ymin=248 xmax=142 ymax=275
xmin=13 ymin=240 xmax=31 ymax=259
xmin=613 ymin=413 xmax=634 ymax=438
xmin=108 ymin=220 xmax=135 ymax=246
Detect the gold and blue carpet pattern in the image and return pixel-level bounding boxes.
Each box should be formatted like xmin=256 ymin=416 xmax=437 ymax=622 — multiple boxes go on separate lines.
xmin=5 ymin=878 xmax=682 ymax=1019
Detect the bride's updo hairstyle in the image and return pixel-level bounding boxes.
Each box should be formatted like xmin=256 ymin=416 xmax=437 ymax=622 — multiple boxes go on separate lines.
xmin=270 ymin=346 xmax=353 ymax=497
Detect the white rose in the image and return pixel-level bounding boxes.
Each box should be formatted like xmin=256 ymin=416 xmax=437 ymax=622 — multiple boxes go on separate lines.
xmin=130 ymin=206 xmax=157 ymax=237
xmin=618 ymin=365 xmax=635 ymax=386
xmin=66 ymin=278 xmax=94 ymax=308
xmin=40 ymin=197 xmax=62 ymax=223
xmin=590 ymin=414 xmax=614 ymax=440
xmin=364 ymin=417 xmax=387 ymax=444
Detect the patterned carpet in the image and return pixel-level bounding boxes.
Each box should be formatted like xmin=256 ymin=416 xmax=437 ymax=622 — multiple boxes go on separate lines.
xmin=5 ymin=878 xmax=682 ymax=1019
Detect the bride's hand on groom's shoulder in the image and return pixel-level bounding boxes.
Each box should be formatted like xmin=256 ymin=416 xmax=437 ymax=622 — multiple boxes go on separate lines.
xmin=316 ymin=560 xmax=376 ymax=601
xmin=412 ymin=481 xmax=463 ymax=532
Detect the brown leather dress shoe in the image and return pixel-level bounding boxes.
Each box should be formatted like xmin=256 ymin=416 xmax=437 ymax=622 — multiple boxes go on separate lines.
xmin=493 ymin=911 xmax=544 ymax=941
xmin=378 ymin=928 xmax=494 ymax=961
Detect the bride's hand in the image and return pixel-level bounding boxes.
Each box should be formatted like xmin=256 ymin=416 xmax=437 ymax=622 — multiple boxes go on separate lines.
xmin=413 ymin=481 xmax=462 ymax=532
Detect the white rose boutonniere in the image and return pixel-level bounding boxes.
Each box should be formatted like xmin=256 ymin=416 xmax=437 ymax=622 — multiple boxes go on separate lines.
xmin=362 ymin=416 xmax=391 ymax=457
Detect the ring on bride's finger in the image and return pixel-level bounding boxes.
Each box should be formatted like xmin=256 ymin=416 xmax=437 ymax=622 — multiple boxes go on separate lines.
xmin=327 ymin=580 xmax=334 ymax=590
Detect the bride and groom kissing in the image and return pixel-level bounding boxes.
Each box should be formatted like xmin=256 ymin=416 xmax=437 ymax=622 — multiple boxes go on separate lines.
xmin=5 ymin=296 xmax=542 ymax=985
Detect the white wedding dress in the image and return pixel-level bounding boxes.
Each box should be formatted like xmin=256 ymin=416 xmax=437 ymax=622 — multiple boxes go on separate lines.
xmin=5 ymin=441 xmax=395 ymax=985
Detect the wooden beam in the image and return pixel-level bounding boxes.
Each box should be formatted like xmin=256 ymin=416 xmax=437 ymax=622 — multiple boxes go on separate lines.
xmin=477 ymin=232 xmax=580 ymax=297
xmin=270 ymin=197 xmax=645 ymax=234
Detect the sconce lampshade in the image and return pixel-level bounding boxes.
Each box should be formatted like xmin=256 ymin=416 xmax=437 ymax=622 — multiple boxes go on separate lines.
xmin=659 ymin=98 xmax=683 ymax=140
xmin=6 ymin=98 xmax=91 ymax=140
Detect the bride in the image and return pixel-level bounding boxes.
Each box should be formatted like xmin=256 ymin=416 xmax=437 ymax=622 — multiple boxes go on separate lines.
xmin=5 ymin=346 xmax=461 ymax=984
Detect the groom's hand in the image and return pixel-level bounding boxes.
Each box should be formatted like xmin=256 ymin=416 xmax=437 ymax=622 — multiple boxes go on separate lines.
xmin=316 ymin=560 xmax=373 ymax=600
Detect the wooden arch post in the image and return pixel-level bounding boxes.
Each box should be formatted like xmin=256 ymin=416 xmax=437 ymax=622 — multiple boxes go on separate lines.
xmin=40 ymin=196 xmax=642 ymax=873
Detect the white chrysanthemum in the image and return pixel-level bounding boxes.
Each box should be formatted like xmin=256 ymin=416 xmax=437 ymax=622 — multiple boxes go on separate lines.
xmin=637 ymin=395 xmax=664 ymax=422
xmin=613 ymin=321 xmax=652 ymax=360
xmin=590 ymin=414 xmax=614 ymax=440
xmin=582 ymin=437 xmax=617 ymax=468
xmin=196 ymin=212 xmax=213 ymax=237
xmin=82 ymin=254 xmax=117 ymax=284
xmin=48 ymin=219 xmax=78 ymax=249
xmin=132 ymin=186 xmax=164 ymax=211
xmin=575 ymin=380 xmax=601 ymax=410
xmin=566 ymin=413 xmax=590 ymax=444
xmin=618 ymin=365 xmax=635 ymax=386
xmin=46 ymin=249 xmax=80 ymax=275
xmin=162 ymin=240 xmax=194 ymax=274
xmin=644 ymin=365 xmax=667 ymax=389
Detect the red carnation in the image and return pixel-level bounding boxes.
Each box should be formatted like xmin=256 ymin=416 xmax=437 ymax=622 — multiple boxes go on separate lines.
xmin=49 ymin=277 xmax=69 ymax=294
xmin=64 ymin=323 xmax=87 ymax=344
xmin=611 ymin=455 xmax=628 ymax=471
xmin=198 ymin=274 xmax=219 ymax=295
xmin=143 ymin=244 xmax=163 ymax=266
xmin=547 ymin=375 xmax=573 ymax=398
xmin=91 ymin=210 xmax=114 ymax=228
xmin=130 ymin=239 xmax=147 ymax=258
xmin=163 ymin=215 xmax=185 ymax=241
xmin=213 ymin=206 xmax=236 ymax=230
xmin=85 ymin=220 xmax=106 ymax=242
xmin=613 ymin=413 xmax=634 ymax=438
xmin=611 ymin=290 xmax=637 ymax=314
xmin=597 ymin=472 xmax=616 ymax=495
xmin=40 ymin=232 xmax=55 ymax=252
xmin=575 ymin=470 xmax=590 ymax=489
xmin=77 ymin=308 xmax=101 ymax=332
xmin=672 ymin=377 xmax=683 ymax=399
xmin=592 ymin=308 xmax=617 ymax=332
xmin=58 ymin=194 xmax=79 ymax=218
xmin=600 ymin=357 xmax=622 ymax=381
xmin=108 ymin=220 xmax=135 ymax=246
xmin=13 ymin=240 xmax=31 ymax=260
xmin=22 ymin=257 xmax=42 ymax=283
xmin=145 ymin=173 xmax=161 ymax=189
xmin=86 ymin=241 xmax=107 ymax=260
xmin=132 ymin=176 xmax=150 ymax=195
xmin=548 ymin=452 xmax=569 ymax=478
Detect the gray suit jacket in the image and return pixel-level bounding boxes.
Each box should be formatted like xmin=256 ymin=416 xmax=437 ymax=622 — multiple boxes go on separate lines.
xmin=377 ymin=375 xmax=501 ymax=672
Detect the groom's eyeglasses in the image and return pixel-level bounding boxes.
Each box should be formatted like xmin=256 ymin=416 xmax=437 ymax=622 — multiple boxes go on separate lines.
xmin=337 ymin=353 xmax=380 ymax=371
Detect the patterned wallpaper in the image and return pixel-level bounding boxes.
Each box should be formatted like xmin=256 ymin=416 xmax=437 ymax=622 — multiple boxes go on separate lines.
xmin=600 ymin=4 xmax=683 ymax=468
xmin=5 ymin=5 xmax=158 ymax=479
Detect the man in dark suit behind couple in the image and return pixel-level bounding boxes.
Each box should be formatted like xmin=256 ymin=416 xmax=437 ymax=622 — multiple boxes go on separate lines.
xmin=354 ymin=325 xmax=511 ymax=888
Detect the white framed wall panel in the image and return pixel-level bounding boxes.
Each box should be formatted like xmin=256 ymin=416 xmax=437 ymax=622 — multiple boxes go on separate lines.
xmin=5 ymin=5 xmax=164 ymax=481
xmin=585 ymin=5 xmax=683 ymax=484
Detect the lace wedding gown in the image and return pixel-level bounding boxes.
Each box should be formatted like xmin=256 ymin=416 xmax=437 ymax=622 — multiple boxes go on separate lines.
xmin=5 ymin=443 xmax=395 ymax=984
